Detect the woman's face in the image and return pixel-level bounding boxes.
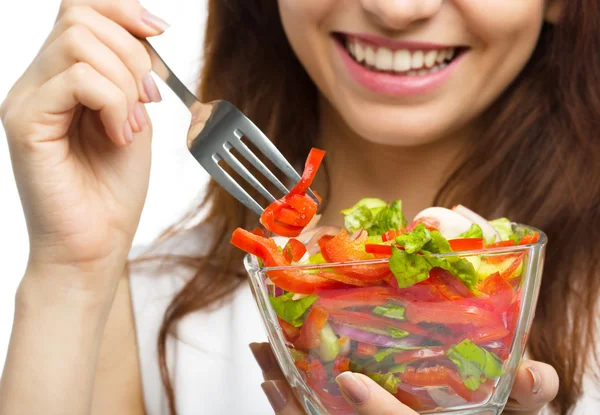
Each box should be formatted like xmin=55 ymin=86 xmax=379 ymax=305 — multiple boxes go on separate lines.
xmin=278 ymin=0 xmax=558 ymax=146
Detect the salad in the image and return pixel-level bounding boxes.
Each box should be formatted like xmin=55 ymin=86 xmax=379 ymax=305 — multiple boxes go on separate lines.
xmin=231 ymin=148 xmax=541 ymax=414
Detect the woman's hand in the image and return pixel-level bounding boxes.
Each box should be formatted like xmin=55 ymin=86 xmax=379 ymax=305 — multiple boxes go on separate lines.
xmin=0 ymin=0 xmax=169 ymax=303
xmin=250 ymin=343 xmax=559 ymax=415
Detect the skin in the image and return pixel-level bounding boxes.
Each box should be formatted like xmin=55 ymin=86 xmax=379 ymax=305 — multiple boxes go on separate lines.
xmin=0 ymin=0 xmax=561 ymax=414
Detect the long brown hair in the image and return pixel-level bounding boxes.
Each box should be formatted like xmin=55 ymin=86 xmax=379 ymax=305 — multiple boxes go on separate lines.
xmin=154 ymin=1 xmax=600 ymax=413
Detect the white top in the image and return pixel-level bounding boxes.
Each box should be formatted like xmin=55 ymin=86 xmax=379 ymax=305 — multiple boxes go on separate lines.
xmin=129 ymin=227 xmax=599 ymax=415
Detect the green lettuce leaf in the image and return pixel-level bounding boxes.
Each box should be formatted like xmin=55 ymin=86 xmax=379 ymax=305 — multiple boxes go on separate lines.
xmin=372 ymin=304 xmax=406 ymax=320
xmin=374 ymin=346 xmax=425 ymax=362
xmin=489 ymin=218 xmax=518 ymax=242
xmin=395 ymin=223 xmax=432 ymax=253
xmin=446 ymin=340 xmax=505 ymax=391
xmin=389 ymin=245 xmax=479 ymax=290
xmin=269 ymin=293 xmax=318 ymax=327
xmin=459 ymin=224 xmax=484 ymax=239
xmin=341 ymin=198 xmax=407 ymax=236
xmin=367 ymin=372 xmax=400 ymax=394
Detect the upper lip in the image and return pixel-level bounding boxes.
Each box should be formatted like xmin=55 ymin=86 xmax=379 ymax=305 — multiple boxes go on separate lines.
xmin=339 ymin=32 xmax=461 ymax=51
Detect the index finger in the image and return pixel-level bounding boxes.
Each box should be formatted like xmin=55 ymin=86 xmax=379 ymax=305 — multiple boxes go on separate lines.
xmin=57 ymin=0 xmax=168 ymax=37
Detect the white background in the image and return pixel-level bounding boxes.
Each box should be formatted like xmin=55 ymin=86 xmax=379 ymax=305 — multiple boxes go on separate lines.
xmin=0 ymin=0 xmax=209 ymax=372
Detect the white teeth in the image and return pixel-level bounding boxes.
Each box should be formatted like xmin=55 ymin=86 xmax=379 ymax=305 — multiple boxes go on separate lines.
xmin=393 ymin=49 xmax=411 ymax=72
xmin=375 ymin=47 xmax=393 ymax=71
xmin=355 ymin=43 xmax=365 ymax=62
xmin=411 ymin=51 xmax=424 ymax=69
xmin=345 ymin=39 xmax=458 ymax=75
xmin=365 ymin=46 xmax=376 ymax=66
xmin=424 ymin=50 xmax=437 ymax=68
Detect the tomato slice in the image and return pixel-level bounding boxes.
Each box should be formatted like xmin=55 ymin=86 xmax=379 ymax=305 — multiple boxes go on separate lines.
xmin=401 ymin=365 xmax=478 ymax=402
xmin=449 ymin=238 xmax=484 ymax=252
xmin=295 ymin=307 xmax=329 ymax=351
xmin=320 ymin=230 xmax=390 ymax=280
xmin=393 ymin=347 xmax=446 ymax=364
xmin=260 ymin=148 xmax=325 ymax=237
xmin=356 ymin=342 xmax=378 ymax=356
xmin=295 ymin=358 xmax=328 ymax=386
xmin=283 ymin=238 xmax=308 ymax=262
xmin=230 ymin=228 xmax=344 ymax=294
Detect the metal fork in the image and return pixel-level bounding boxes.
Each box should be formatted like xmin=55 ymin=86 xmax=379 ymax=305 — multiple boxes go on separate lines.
xmin=141 ymin=39 xmax=318 ymax=216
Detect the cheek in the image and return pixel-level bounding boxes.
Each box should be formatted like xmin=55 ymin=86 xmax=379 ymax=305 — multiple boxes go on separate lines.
xmin=277 ymin=0 xmax=336 ymax=21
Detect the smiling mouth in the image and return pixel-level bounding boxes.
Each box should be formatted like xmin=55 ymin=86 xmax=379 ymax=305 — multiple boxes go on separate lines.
xmin=336 ymin=34 xmax=466 ymax=76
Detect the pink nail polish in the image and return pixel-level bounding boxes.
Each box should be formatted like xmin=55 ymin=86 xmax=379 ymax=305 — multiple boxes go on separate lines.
xmin=123 ymin=120 xmax=134 ymax=144
xmin=143 ymin=73 xmax=163 ymax=103
xmin=336 ymin=372 xmax=370 ymax=404
xmin=134 ymin=102 xmax=147 ymax=130
xmin=141 ymin=9 xmax=170 ymax=33
xmin=526 ymin=367 xmax=542 ymax=395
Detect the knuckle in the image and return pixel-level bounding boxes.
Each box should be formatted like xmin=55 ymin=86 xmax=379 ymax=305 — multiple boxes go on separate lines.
xmin=61 ymin=24 xmax=92 ymax=52
xmin=68 ymin=62 xmax=93 ymax=85
xmin=59 ymin=5 xmax=89 ymax=28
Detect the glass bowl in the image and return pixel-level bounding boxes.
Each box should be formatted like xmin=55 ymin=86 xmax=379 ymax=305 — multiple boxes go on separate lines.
xmin=245 ymin=224 xmax=546 ymax=415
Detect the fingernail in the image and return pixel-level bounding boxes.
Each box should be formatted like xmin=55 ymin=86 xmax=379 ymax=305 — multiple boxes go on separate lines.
xmin=141 ymin=9 xmax=170 ymax=33
xmin=261 ymin=381 xmax=287 ymax=412
xmin=143 ymin=73 xmax=162 ymax=103
xmin=129 ymin=111 xmax=140 ymax=133
xmin=134 ymin=102 xmax=147 ymax=130
xmin=249 ymin=343 xmax=276 ymax=373
xmin=123 ymin=120 xmax=134 ymax=144
xmin=527 ymin=366 xmax=542 ymax=395
xmin=336 ymin=372 xmax=370 ymax=405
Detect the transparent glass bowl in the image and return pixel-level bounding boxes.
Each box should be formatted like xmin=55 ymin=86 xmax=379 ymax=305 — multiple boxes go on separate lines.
xmin=245 ymin=224 xmax=546 ymax=415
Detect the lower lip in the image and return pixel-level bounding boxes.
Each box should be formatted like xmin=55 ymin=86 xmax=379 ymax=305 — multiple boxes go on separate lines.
xmin=335 ymin=40 xmax=463 ymax=97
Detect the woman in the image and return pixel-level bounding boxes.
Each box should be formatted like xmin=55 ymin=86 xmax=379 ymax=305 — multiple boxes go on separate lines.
xmin=0 ymin=0 xmax=598 ymax=414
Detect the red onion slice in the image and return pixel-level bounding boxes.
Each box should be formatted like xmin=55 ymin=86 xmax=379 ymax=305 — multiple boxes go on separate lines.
xmin=331 ymin=323 xmax=427 ymax=348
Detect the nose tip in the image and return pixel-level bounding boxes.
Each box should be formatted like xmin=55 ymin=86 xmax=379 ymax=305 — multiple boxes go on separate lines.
xmin=360 ymin=0 xmax=443 ymax=30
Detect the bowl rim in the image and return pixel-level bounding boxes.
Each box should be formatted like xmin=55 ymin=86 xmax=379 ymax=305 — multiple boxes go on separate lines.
xmin=245 ymin=222 xmax=547 ymax=272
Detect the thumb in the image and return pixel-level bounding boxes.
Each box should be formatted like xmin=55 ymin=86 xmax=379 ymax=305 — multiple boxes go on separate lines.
xmin=336 ymin=372 xmax=419 ymax=414
xmin=505 ymin=360 xmax=559 ymax=412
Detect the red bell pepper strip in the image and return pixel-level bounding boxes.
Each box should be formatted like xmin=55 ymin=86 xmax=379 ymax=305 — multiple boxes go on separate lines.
xmin=230 ymin=228 xmax=344 ymax=294
xmin=404 ymin=299 xmax=504 ymax=328
xmin=295 ymin=358 xmax=328 ymax=385
xmin=260 ymin=148 xmax=325 ymax=237
xmin=382 ymin=230 xmax=398 ymax=242
xmin=332 ymin=357 xmax=351 ymax=377
xmin=449 ymin=238 xmax=484 ymax=252
xmin=278 ymin=317 xmax=300 ymax=342
xmin=364 ymin=244 xmax=393 ymax=256
xmin=295 ymin=307 xmax=329 ymax=351
xmin=316 ymin=286 xmax=398 ymax=310
xmin=283 ymin=238 xmax=307 ymax=263
xmin=356 ymin=342 xmax=378 ymax=356
xmin=320 ymin=230 xmax=391 ymax=280
xmin=326 ymin=310 xmax=454 ymax=344
xmin=400 ymin=365 xmax=479 ymax=403
xmin=393 ymin=347 xmax=446 ymax=364
xmin=407 ymin=217 xmax=440 ymax=232
xmin=519 ymin=232 xmax=540 ymax=245
xmin=425 ymin=267 xmax=474 ymax=301
xmin=479 ymin=272 xmax=513 ymax=311
xmin=486 ymin=240 xmax=515 ymax=249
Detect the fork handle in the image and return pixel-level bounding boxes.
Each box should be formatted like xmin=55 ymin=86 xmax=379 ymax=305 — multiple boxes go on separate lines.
xmin=140 ymin=38 xmax=198 ymax=110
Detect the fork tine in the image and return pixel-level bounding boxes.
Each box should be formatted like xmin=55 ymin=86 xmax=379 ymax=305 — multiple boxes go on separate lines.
xmin=218 ymin=146 xmax=277 ymax=203
xmin=238 ymin=126 xmax=302 ymax=185
xmin=229 ymin=136 xmax=290 ymax=195
xmin=203 ymin=159 xmax=264 ymax=216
